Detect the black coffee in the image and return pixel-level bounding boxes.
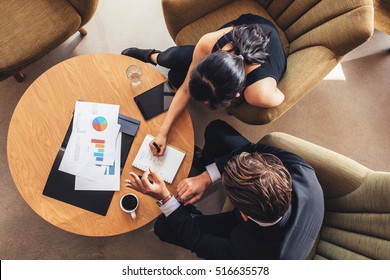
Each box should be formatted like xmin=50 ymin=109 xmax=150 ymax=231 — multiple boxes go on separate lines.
xmin=121 ymin=195 xmax=138 ymax=211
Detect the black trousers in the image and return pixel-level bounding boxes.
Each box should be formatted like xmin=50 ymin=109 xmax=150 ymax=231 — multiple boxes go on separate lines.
xmin=154 ymin=120 xmax=251 ymax=249
xmin=201 ymin=119 xmax=250 ymax=165
xmin=156 ymin=45 xmax=194 ymax=89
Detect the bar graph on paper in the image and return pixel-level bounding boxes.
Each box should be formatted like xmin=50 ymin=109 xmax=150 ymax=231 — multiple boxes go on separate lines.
xmin=91 ymin=139 xmax=105 ymax=162
xmin=105 ymin=161 xmax=115 ymax=176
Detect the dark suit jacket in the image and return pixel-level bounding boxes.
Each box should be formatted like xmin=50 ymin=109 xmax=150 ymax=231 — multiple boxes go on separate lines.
xmin=165 ymin=143 xmax=324 ymax=259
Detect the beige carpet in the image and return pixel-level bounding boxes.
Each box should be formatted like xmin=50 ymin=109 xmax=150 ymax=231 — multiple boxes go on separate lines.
xmin=1 ymin=1 xmax=389 ymax=259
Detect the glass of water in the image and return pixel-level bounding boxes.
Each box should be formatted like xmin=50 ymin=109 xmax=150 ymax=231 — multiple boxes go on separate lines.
xmin=126 ymin=64 xmax=142 ymax=86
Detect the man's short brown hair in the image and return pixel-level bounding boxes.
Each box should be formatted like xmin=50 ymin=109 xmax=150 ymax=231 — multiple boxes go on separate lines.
xmin=222 ymin=152 xmax=292 ymax=223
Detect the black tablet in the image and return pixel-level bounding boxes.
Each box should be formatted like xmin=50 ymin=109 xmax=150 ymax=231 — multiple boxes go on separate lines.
xmin=134 ymin=81 xmax=175 ymax=120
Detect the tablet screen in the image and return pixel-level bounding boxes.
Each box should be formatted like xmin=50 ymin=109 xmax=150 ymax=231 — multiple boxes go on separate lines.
xmin=134 ymin=81 xmax=175 ymax=120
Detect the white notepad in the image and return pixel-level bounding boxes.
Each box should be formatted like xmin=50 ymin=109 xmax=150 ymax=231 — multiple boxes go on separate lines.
xmin=132 ymin=134 xmax=186 ymax=184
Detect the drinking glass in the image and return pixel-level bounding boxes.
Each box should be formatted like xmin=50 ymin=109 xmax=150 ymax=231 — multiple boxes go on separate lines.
xmin=126 ymin=64 xmax=142 ymax=86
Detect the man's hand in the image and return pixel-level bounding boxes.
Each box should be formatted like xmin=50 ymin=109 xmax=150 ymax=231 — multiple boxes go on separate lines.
xmin=125 ymin=168 xmax=170 ymax=201
xmin=176 ymin=171 xmax=212 ymax=205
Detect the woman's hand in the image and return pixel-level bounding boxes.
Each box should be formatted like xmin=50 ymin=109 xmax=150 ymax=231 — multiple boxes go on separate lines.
xmin=149 ymin=132 xmax=167 ymax=156
xmin=125 ymin=168 xmax=170 ymax=201
xmin=176 ymin=171 xmax=212 ymax=206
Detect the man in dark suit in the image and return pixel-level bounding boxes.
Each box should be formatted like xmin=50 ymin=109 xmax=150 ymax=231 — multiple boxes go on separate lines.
xmin=125 ymin=120 xmax=324 ymax=259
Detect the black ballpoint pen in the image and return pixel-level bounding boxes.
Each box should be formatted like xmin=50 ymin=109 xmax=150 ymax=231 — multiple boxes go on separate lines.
xmin=152 ymin=141 xmax=161 ymax=153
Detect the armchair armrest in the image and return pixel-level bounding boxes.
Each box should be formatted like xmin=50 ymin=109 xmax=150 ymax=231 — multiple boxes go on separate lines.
xmin=66 ymin=0 xmax=99 ymax=27
xmin=374 ymin=0 xmax=390 ymax=34
xmin=259 ymin=132 xmax=371 ymax=199
xmin=228 ymin=46 xmax=340 ymax=124
xmin=162 ymin=0 xmax=233 ymax=41
xmin=285 ymin=0 xmax=373 ymax=56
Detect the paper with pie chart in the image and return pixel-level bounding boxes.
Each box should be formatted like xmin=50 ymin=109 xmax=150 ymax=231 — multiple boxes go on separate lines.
xmin=72 ymin=101 xmax=120 ymax=166
xmin=59 ymin=101 xmax=121 ymax=191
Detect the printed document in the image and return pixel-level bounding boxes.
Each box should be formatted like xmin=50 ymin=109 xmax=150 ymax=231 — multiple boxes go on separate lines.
xmin=59 ymin=101 xmax=122 ymax=191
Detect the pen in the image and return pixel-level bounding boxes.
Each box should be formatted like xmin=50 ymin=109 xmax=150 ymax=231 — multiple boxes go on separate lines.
xmin=152 ymin=141 xmax=161 ymax=153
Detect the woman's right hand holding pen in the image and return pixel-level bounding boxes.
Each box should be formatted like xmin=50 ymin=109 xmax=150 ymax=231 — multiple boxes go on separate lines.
xmin=149 ymin=132 xmax=167 ymax=156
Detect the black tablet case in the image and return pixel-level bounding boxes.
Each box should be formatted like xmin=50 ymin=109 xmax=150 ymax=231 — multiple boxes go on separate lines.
xmin=43 ymin=114 xmax=140 ymax=216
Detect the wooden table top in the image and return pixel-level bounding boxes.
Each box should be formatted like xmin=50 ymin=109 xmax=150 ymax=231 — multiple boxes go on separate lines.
xmin=7 ymin=53 xmax=194 ymax=236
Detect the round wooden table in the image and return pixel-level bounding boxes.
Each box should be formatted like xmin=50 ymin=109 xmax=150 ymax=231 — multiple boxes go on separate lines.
xmin=7 ymin=53 xmax=194 ymax=236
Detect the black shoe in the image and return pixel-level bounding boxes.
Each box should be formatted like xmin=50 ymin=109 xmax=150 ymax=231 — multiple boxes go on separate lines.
xmin=192 ymin=145 xmax=205 ymax=172
xmin=121 ymin=47 xmax=161 ymax=65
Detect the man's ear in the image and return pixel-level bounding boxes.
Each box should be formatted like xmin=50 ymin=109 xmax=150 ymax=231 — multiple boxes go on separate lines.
xmin=240 ymin=212 xmax=249 ymax=222
xmin=235 ymin=92 xmax=241 ymax=98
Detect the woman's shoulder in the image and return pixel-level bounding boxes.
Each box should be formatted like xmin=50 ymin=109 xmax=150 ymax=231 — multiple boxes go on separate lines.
xmin=197 ymin=28 xmax=233 ymax=50
xmin=244 ymin=78 xmax=284 ymax=108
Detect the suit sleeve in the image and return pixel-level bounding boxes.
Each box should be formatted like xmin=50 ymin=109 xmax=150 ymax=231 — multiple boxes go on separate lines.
xmin=165 ymin=205 xmax=239 ymax=260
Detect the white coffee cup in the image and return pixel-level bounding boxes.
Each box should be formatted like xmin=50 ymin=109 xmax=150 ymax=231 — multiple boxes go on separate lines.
xmin=120 ymin=193 xmax=139 ymax=219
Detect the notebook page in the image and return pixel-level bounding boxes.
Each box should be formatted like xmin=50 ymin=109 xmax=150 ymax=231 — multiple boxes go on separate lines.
xmin=132 ymin=134 xmax=185 ymax=183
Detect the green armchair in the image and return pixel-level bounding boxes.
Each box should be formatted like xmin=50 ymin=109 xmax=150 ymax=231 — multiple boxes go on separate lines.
xmin=223 ymin=132 xmax=390 ymax=259
xmin=161 ymin=0 xmax=374 ymax=125
xmin=0 ymin=0 xmax=99 ymax=82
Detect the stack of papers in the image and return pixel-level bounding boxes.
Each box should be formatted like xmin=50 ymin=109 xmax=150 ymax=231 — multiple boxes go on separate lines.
xmin=59 ymin=101 xmax=122 ymax=191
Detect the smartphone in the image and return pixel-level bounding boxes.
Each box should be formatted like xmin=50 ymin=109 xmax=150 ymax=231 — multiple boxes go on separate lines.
xmin=134 ymin=81 xmax=175 ymax=120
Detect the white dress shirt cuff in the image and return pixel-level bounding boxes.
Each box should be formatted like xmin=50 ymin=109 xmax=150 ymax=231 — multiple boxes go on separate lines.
xmin=160 ymin=196 xmax=180 ymax=217
xmin=205 ymin=163 xmax=221 ymax=183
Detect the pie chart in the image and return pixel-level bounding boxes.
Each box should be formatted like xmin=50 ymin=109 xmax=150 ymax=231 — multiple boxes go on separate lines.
xmin=92 ymin=116 xmax=108 ymax=131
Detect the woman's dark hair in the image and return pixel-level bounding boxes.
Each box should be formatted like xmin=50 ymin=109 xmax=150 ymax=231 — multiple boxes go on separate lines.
xmin=189 ymin=24 xmax=270 ymax=109
xmin=189 ymin=51 xmax=245 ymax=109
xmin=230 ymin=24 xmax=271 ymax=64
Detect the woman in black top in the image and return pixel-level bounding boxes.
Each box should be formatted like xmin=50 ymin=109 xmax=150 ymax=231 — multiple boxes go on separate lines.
xmin=122 ymin=14 xmax=287 ymax=156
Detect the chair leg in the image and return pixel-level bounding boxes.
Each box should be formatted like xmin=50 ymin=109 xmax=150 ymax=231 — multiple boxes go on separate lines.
xmin=13 ymin=72 xmax=25 ymax=82
xmin=78 ymin=27 xmax=87 ymax=36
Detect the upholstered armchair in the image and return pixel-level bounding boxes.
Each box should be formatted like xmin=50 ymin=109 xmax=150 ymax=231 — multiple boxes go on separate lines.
xmin=222 ymin=132 xmax=390 ymax=259
xmin=0 ymin=0 xmax=99 ymax=82
xmin=161 ymin=0 xmax=374 ymax=124
xmin=374 ymin=0 xmax=390 ymax=34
